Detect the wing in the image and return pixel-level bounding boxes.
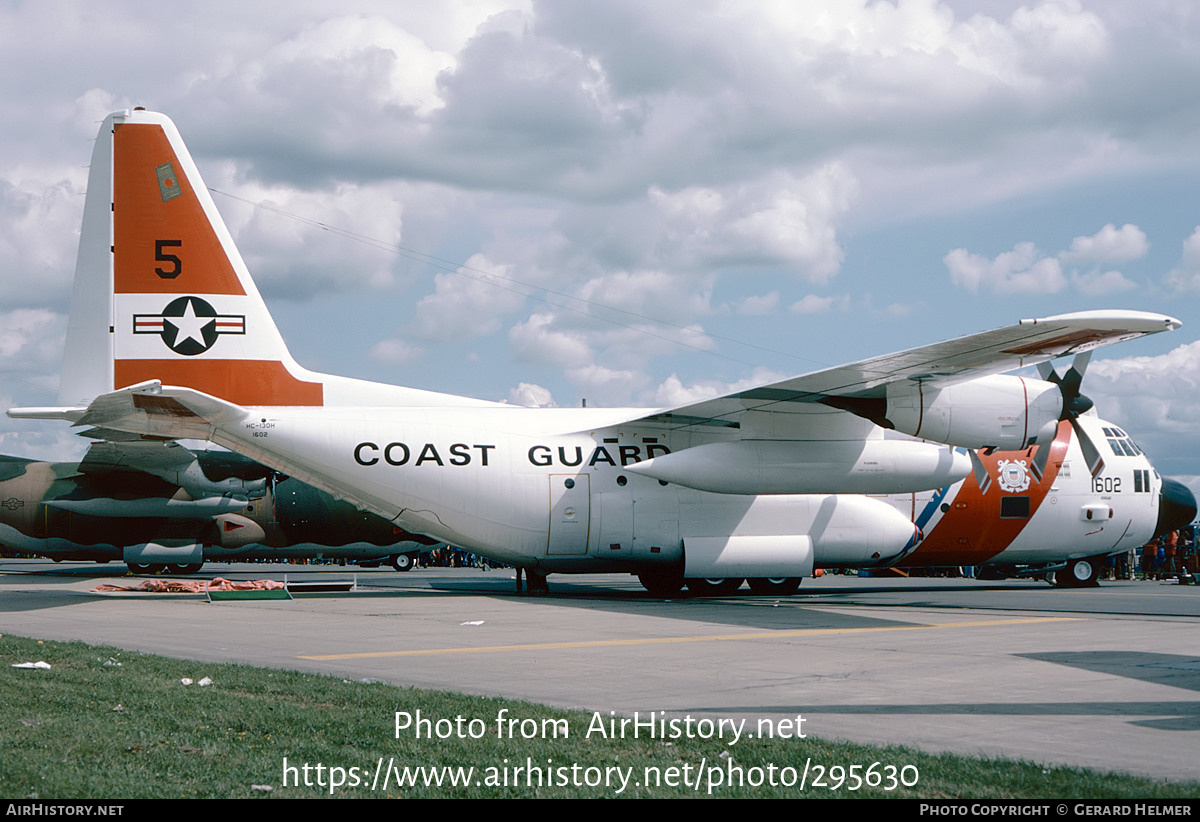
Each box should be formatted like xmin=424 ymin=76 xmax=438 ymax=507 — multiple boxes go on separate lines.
xmin=626 ymin=310 xmax=1180 ymax=431
xmin=617 ymin=310 xmax=1180 ymax=495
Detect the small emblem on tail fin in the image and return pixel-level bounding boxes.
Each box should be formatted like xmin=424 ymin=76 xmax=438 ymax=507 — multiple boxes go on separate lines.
xmin=155 ymin=162 xmax=182 ymax=203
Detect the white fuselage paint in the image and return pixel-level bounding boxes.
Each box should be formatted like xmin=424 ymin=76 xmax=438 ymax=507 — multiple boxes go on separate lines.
xmin=202 ymin=405 xmax=1155 ymax=574
xmin=207 ymin=404 xmax=925 ymax=573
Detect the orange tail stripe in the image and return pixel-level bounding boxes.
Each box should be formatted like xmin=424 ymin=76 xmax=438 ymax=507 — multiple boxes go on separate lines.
xmin=115 ymin=359 xmax=323 ymax=406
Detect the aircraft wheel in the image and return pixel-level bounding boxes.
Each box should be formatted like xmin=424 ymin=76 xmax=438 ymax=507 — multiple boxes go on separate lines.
xmin=168 ymin=563 xmax=203 ymax=575
xmin=128 ymin=563 xmax=154 ymax=574
xmin=686 ymin=578 xmax=744 ymax=596
xmin=391 ymin=553 xmax=415 ymax=572
xmin=638 ymin=570 xmax=685 ymax=596
xmin=747 ymin=577 xmax=802 ymax=596
xmin=1056 ymin=557 xmax=1101 ymax=588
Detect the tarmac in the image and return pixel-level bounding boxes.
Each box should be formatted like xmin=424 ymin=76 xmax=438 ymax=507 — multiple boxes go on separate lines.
xmin=3 ymin=559 xmax=1199 ymax=785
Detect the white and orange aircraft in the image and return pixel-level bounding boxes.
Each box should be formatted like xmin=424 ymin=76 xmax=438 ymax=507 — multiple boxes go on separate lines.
xmin=11 ymin=109 xmax=1196 ymax=594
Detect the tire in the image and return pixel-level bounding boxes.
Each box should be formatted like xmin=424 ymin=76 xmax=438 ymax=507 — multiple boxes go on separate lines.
xmin=1056 ymin=557 xmax=1101 ymax=588
xmin=686 ymin=578 xmax=744 ymax=596
xmin=391 ymin=553 xmax=415 ymax=572
xmin=168 ymin=563 xmax=203 ymax=575
xmin=747 ymin=577 xmax=803 ymax=596
xmin=127 ymin=563 xmax=154 ymax=574
xmin=638 ymin=570 xmax=685 ymax=596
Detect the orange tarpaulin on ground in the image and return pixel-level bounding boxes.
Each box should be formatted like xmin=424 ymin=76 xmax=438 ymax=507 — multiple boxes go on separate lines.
xmin=91 ymin=577 xmax=287 ymax=593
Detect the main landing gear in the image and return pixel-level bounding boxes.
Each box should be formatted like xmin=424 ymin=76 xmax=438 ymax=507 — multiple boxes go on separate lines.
xmin=1050 ymin=556 xmax=1102 ymax=588
xmin=515 ymin=568 xmax=551 ymax=594
xmin=126 ymin=563 xmax=203 ymax=575
xmin=637 ymin=573 xmax=804 ymax=597
xmin=685 ymin=578 xmax=744 ymax=596
xmin=746 ymin=577 xmax=803 ymax=596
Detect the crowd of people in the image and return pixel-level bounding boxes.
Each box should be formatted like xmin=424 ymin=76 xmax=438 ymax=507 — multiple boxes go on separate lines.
xmin=1105 ymin=525 xmax=1196 ymax=580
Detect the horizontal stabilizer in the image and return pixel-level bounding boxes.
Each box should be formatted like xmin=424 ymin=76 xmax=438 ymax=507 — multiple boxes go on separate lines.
xmin=13 ymin=381 xmax=249 ymax=442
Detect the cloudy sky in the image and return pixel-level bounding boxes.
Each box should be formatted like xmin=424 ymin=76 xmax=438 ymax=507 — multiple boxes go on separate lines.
xmin=2 ymin=0 xmax=1199 ymax=494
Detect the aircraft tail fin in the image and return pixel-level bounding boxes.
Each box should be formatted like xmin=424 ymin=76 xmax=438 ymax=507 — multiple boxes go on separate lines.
xmin=58 ymin=109 xmax=503 ymax=412
xmin=57 ymin=109 xmax=329 ymax=409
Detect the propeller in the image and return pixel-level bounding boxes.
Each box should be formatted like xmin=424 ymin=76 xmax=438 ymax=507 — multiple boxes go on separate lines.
xmin=1030 ymin=351 xmax=1105 ymax=480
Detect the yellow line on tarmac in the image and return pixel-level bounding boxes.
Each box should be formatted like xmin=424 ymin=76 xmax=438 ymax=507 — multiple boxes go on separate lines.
xmin=298 ymin=616 xmax=1081 ymax=660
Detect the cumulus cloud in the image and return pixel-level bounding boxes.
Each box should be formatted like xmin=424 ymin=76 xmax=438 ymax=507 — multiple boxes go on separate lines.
xmin=411 ymin=254 xmax=529 ymax=341
xmin=0 ymin=175 xmax=86 ymax=308
xmin=1166 ymin=226 xmax=1200 ymax=294
xmin=509 ymin=312 xmax=594 ymax=368
xmin=734 ymin=292 xmax=779 ymax=316
xmin=652 ymin=367 xmax=787 ymax=407
xmin=367 ymin=338 xmax=424 ymax=366
xmin=1087 ymin=340 xmax=1200 ymax=476
xmin=565 ymin=363 xmax=649 ymax=406
xmin=0 ymin=309 xmax=66 ymax=372
xmin=507 ymin=382 xmax=556 ymax=407
xmin=945 ymin=242 xmax=1067 ymax=295
xmin=1059 ymin=223 xmax=1148 ymax=265
xmin=216 ymin=175 xmax=407 ymax=299
xmin=789 ymin=294 xmax=848 ymax=315
xmin=644 ymin=165 xmax=856 ymax=282
xmin=946 ymin=224 xmax=1147 ymax=296
xmin=1070 ymin=269 xmax=1136 ymax=295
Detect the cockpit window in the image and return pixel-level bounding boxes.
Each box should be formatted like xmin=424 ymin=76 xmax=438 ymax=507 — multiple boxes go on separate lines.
xmin=1105 ymin=431 xmax=1142 ymax=458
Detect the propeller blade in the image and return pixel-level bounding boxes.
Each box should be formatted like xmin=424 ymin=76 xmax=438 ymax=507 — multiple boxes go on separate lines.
xmin=1070 ymin=417 xmax=1106 ymax=478
xmin=969 ymin=449 xmax=992 ymax=494
xmin=1060 ymin=350 xmax=1089 ymax=398
xmin=1030 ymin=419 xmax=1060 ymax=481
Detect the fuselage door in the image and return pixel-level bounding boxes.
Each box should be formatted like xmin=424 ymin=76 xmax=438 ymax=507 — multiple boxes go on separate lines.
xmin=547 ymin=474 xmax=590 ymax=555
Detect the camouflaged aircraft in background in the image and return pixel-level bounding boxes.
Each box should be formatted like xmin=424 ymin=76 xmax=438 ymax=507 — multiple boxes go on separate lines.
xmin=0 ymin=439 xmax=436 ymax=574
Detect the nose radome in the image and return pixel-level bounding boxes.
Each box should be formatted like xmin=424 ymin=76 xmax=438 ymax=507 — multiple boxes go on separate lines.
xmin=1156 ymin=478 xmax=1197 ymax=538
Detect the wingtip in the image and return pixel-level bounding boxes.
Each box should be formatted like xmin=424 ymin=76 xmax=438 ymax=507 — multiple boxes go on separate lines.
xmin=1021 ymin=309 xmax=1182 ymax=331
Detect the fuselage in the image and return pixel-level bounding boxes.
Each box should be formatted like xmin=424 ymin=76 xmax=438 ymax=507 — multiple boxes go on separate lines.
xmin=207 ymin=402 xmax=1161 ymax=575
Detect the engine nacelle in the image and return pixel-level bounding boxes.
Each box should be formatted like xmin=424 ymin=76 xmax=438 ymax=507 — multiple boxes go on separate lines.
xmin=885 ymin=375 xmax=1062 ymax=450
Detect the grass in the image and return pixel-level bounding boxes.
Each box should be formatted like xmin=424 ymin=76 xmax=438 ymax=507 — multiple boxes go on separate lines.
xmin=2 ymin=633 xmax=1196 ymax=799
